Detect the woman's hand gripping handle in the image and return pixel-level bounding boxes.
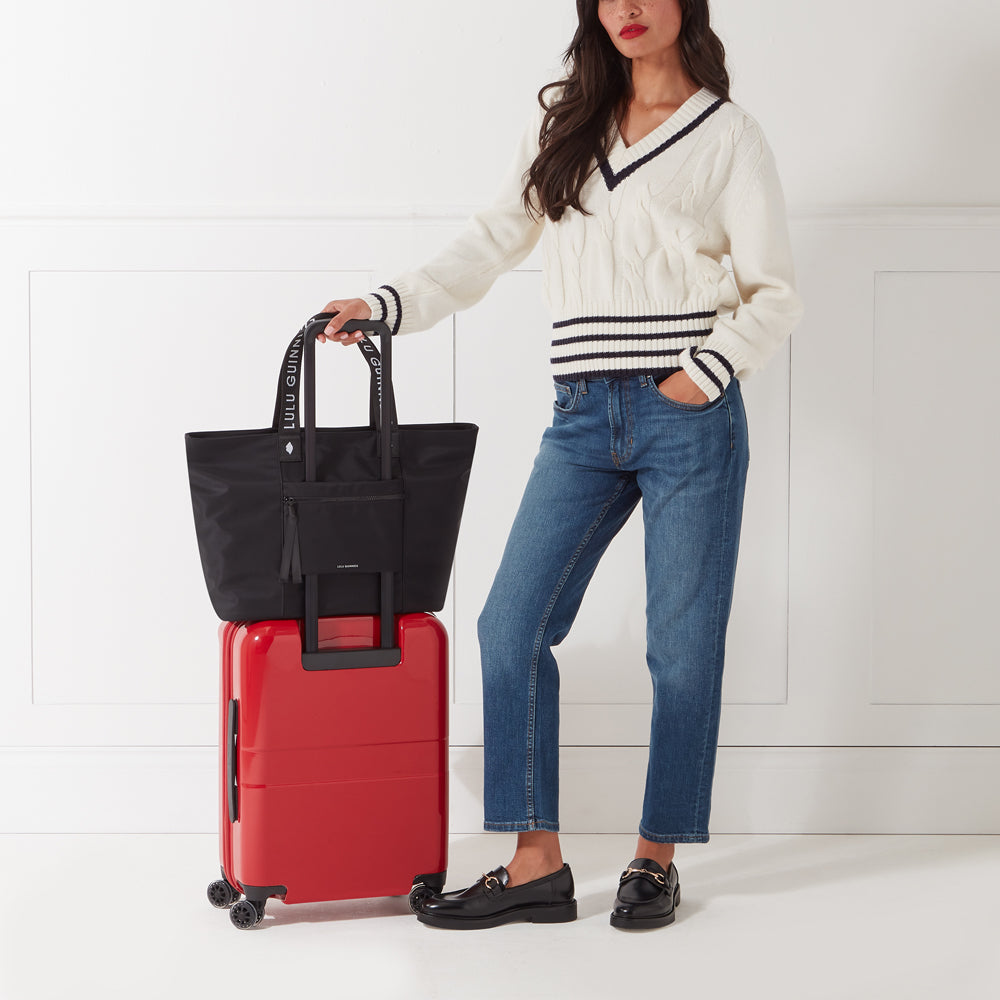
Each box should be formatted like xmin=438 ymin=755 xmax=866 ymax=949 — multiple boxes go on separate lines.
xmin=316 ymin=298 xmax=373 ymax=345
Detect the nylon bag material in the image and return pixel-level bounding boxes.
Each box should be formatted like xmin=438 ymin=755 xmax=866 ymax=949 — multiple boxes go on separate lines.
xmin=185 ymin=313 xmax=478 ymax=621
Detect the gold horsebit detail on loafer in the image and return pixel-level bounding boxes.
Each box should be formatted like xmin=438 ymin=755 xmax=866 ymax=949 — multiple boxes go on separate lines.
xmin=620 ymin=867 xmax=666 ymax=884
xmin=482 ymin=873 xmax=501 ymax=890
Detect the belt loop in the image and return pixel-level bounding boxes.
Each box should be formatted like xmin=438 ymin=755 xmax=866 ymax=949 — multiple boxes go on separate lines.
xmin=579 ymin=378 xmax=588 ymax=395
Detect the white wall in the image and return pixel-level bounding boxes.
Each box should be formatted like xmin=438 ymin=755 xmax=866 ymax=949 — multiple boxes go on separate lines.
xmin=4 ymin=1 xmax=996 ymax=215
xmin=1 ymin=1 xmax=999 ymax=835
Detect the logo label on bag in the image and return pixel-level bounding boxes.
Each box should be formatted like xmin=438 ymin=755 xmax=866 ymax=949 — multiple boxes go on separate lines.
xmin=279 ymin=435 xmax=300 ymax=462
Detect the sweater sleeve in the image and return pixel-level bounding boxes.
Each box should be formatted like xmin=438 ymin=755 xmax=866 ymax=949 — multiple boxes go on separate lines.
xmin=360 ymin=104 xmax=546 ymax=336
xmin=679 ymin=127 xmax=805 ymax=401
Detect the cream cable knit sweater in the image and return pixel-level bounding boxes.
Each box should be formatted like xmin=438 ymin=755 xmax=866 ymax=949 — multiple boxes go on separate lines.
xmin=360 ymin=86 xmax=804 ymax=402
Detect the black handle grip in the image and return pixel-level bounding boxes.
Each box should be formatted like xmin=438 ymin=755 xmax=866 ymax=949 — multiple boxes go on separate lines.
xmin=301 ymin=647 xmax=402 ymax=670
xmin=340 ymin=318 xmax=391 ymax=337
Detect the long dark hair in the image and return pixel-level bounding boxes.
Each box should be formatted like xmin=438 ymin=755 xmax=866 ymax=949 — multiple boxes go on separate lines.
xmin=523 ymin=0 xmax=731 ymax=222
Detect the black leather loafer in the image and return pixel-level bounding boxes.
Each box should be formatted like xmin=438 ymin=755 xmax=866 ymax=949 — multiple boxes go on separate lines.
xmin=610 ymin=857 xmax=681 ymax=929
xmin=416 ymin=863 xmax=577 ymax=929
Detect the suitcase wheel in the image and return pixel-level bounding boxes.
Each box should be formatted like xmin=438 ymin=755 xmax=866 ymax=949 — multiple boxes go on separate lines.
xmin=408 ymin=872 xmax=447 ymax=914
xmin=230 ymin=898 xmax=266 ymax=929
xmin=207 ymin=878 xmax=241 ymax=909
xmin=407 ymin=884 xmax=432 ymax=914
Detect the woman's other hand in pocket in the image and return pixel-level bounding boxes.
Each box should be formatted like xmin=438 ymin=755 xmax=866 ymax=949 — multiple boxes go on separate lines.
xmin=656 ymin=370 xmax=709 ymax=404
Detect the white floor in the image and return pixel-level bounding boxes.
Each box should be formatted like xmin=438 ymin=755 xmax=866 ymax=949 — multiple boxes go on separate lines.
xmin=1 ymin=833 xmax=997 ymax=1000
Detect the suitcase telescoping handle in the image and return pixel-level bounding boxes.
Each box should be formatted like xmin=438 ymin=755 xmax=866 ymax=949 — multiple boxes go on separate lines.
xmin=270 ymin=312 xmax=398 ymax=436
xmin=299 ymin=317 xmax=402 ymax=671
xmin=301 ymin=316 xmax=394 ymax=482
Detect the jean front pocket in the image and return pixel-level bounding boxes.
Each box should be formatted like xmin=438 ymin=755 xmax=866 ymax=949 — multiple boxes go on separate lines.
xmin=553 ymin=379 xmax=581 ymax=414
xmin=648 ymin=377 xmax=724 ymax=412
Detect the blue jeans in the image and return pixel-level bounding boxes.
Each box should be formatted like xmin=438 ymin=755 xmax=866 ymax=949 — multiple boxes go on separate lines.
xmin=477 ymin=374 xmax=750 ymax=843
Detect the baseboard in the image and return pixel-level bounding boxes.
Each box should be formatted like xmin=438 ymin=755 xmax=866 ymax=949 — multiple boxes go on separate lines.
xmin=2 ymin=746 xmax=997 ymax=834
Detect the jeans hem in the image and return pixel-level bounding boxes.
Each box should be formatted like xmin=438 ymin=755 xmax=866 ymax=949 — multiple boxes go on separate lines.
xmin=483 ymin=819 xmax=560 ymax=833
xmin=639 ymin=824 xmax=709 ymax=844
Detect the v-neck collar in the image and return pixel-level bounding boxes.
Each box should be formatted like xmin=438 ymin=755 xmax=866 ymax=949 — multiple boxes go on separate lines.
xmin=598 ymin=86 xmax=725 ymax=192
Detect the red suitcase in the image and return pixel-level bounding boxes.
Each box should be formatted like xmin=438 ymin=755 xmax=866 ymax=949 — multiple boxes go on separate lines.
xmin=207 ymin=612 xmax=449 ymax=928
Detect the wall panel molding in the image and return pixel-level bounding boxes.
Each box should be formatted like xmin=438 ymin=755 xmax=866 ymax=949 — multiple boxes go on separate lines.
xmin=1 ymin=209 xmax=998 ymax=832
xmin=3 ymin=747 xmax=998 ymax=835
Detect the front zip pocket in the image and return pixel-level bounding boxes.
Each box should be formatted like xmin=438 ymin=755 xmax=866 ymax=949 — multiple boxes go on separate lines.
xmin=279 ymin=481 xmax=404 ymax=580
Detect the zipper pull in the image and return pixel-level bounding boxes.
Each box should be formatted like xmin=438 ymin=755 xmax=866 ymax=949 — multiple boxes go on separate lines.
xmin=279 ymin=498 xmax=302 ymax=584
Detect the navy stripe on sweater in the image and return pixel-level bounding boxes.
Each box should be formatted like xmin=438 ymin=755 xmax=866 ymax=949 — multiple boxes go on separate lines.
xmin=598 ymin=98 xmax=726 ymax=192
xmin=551 ymin=327 xmax=714 ymax=348
xmin=553 ymin=309 xmax=717 ymax=330
xmin=553 ymin=347 xmax=692 ymax=365
xmin=692 ymin=347 xmax=735 ymax=379
xmin=378 ymin=284 xmax=403 ymax=336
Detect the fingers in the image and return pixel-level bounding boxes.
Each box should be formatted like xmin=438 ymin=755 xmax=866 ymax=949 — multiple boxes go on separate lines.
xmin=316 ymin=329 xmax=363 ymax=345
xmin=332 ymin=329 xmax=365 ymax=346
xmin=317 ymin=300 xmax=367 ymax=346
xmin=317 ymin=301 xmax=344 ymax=345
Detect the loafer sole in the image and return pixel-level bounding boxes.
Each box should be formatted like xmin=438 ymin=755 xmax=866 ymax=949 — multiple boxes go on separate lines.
xmin=610 ymin=885 xmax=681 ymax=930
xmin=417 ymin=899 xmax=578 ymax=930
xmin=610 ymin=908 xmax=676 ymax=929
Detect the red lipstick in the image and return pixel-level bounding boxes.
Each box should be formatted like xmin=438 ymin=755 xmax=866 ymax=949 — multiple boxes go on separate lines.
xmin=620 ymin=24 xmax=648 ymax=39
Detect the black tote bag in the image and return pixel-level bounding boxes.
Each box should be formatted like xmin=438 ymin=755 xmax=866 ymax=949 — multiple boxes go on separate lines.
xmin=185 ymin=312 xmax=478 ymax=625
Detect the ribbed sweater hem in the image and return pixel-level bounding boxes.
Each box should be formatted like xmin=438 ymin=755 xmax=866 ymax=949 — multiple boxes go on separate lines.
xmin=549 ymin=304 xmax=730 ymax=396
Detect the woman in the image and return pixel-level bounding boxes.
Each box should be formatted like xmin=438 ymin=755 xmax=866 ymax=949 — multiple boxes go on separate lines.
xmin=318 ymin=0 xmax=803 ymax=930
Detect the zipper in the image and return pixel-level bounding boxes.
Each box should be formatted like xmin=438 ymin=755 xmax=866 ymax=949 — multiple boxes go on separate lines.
xmin=282 ymin=494 xmax=401 ymax=504
xmin=279 ymin=499 xmax=302 ymax=584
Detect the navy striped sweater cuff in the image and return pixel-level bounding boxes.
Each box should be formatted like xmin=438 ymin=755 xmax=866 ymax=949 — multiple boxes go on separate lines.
xmin=679 ymin=345 xmax=736 ymax=400
xmin=360 ymin=284 xmax=402 ymax=336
